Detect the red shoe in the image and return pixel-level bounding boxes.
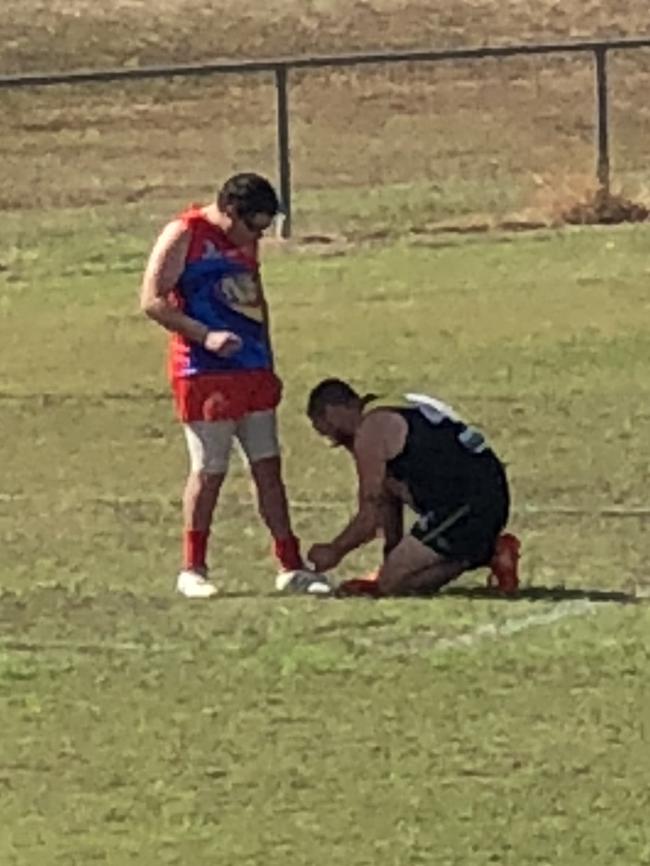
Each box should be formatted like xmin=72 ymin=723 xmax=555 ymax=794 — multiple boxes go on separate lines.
xmin=487 ymin=533 xmax=521 ymax=594
xmin=336 ymin=577 xmax=382 ymax=598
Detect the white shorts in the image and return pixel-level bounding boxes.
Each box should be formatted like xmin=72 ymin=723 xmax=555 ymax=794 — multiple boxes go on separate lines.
xmin=182 ymin=409 xmax=280 ymax=475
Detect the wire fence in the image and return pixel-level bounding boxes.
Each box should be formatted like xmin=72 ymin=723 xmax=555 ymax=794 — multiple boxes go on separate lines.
xmin=2 ymin=37 xmax=650 ymax=236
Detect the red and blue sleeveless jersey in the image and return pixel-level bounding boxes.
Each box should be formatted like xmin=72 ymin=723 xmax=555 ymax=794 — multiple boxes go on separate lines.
xmin=168 ymin=207 xmax=271 ymax=379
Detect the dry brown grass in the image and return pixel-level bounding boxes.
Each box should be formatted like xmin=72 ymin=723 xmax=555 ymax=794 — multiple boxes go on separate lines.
xmin=1 ymin=1 xmax=649 ymax=231
xmin=2 ymin=0 xmax=648 ymax=74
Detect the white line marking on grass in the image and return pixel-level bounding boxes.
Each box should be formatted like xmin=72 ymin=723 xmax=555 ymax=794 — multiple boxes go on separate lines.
xmin=430 ymin=600 xmax=597 ymax=652
xmin=0 ymin=601 xmax=605 ymax=659
xmin=518 ymin=505 xmax=650 ymax=518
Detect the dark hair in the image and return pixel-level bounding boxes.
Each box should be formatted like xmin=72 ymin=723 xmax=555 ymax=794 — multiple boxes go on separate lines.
xmin=307 ymin=378 xmax=378 ymax=418
xmin=217 ymin=173 xmax=280 ymax=217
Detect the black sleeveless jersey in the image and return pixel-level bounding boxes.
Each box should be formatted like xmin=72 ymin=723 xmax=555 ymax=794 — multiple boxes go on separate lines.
xmin=385 ymin=407 xmax=507 ymax=515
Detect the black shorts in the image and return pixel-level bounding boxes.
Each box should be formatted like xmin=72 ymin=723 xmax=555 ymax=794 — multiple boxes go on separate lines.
xmin=410 ymin=487 xmax=509 ymax=569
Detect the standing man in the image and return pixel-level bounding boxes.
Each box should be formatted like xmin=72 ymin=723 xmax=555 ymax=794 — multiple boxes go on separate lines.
xmin=305 ymin=379 xmax=521 ymax=597
xmin=141 ymin=173 xmax=310 ymax=598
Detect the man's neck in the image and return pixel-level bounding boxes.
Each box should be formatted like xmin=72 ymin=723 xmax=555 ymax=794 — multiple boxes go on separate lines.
xmin=201 ymin=202 xmax=252 ymax=249
xmin=201 ymin=203 xmax=228 ymax=230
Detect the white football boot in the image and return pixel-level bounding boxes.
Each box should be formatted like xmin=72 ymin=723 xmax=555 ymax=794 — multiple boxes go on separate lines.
xmin=176 ymin=570 xmax=218 ymax=599
xmin=275 ymin=569 xmax=332 ymax=596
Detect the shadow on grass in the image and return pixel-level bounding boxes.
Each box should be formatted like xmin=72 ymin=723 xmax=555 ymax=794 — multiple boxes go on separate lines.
xmin=441 ymin=584 xmax=639 ymax=605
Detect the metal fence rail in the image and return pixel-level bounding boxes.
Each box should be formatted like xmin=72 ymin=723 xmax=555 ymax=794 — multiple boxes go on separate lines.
xmin=2 ymin=37 xmax=650 ymax=236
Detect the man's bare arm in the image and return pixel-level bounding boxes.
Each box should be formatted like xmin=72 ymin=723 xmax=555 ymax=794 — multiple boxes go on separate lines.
xmin=328 ymin=418 xmax=389 ymax=559
xmin=140 ymin=220 xmax=210 ymax=344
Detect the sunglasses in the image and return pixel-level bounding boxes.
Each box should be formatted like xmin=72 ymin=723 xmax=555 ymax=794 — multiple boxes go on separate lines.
xmin=239 ymin=211 xmax=276 ymax=234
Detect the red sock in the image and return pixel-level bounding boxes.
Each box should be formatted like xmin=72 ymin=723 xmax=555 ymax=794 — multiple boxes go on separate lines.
xmin=274 ymin=534 xmax=303 ymax=571
xmin=183 ymin=529 xmax=210 ymax=571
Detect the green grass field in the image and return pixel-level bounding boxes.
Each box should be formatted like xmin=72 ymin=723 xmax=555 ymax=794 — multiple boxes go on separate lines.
xmin=1 ymin=205 xmax=650 ymax=864
xmin=2 ymin=2 xmax=650 ymax=863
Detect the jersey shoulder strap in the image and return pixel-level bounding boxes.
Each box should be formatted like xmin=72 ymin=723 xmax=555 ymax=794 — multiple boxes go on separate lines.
xmin=362 ymin=392 xmax=460 ymax=422
xmin=405 ymin=392 xmax=491 ymax=454
xmin=403 ymin=392 xmax=461 ymax=424
xmin=361 ymin=394 xmax=410 ymax=416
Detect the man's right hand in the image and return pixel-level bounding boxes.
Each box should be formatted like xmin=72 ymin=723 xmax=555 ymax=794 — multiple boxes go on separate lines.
xmin=203 ymin=330 xmax=243 ymax=357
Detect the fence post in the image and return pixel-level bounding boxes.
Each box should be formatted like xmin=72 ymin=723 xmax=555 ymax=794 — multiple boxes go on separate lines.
xmin=275 ymin=66 xmax=292 ymax=238
xmin=594 ymin=46 xmax=610 ymax=193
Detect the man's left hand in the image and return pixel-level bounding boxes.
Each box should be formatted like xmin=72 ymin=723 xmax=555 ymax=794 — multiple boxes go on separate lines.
xmin=307 ymin=543 xmax=342 ymax=573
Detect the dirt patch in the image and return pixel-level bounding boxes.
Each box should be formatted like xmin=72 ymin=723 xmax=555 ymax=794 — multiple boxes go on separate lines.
xmin=563 ymin=188 xmax=649 ymax=225
xmin=527 ymin=172 xmax=650 ymax=227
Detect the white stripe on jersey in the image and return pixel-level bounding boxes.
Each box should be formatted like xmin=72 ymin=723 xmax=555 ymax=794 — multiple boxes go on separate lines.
xmin=404 ymin=392 xmax=461 ymax=424
xmin=404 ymin=392 xmax=488 ymax=454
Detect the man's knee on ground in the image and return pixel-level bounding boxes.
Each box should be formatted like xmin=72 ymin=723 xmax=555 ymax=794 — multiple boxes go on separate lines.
xmin=375 ymin=533 xmax=473 ymax=595
xmin=377 ymin=535 xmax=440 ymax=594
